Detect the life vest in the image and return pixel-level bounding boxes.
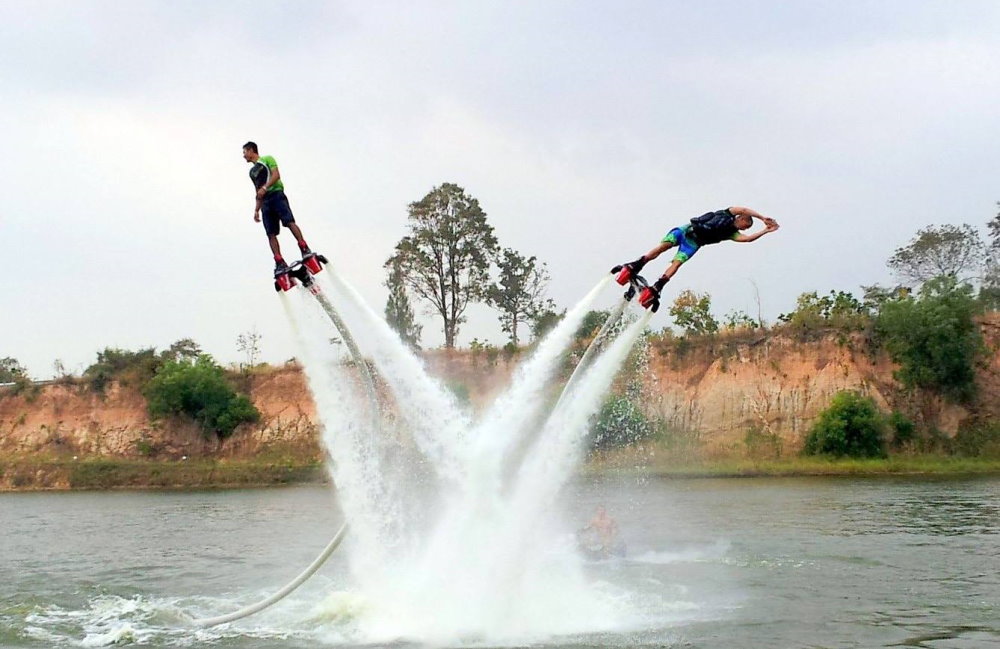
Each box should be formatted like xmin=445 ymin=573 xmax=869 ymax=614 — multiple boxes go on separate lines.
xmin=249 ymin=161 xmax=270 ymax=191
xmin=689 ymin=209 xmax=738 ymax=245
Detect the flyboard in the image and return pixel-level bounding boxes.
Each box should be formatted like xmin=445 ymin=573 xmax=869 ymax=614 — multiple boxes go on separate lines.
xmin=554 ymin=264 xmax=660 ymax=409
xmin=189 ymin=252 xmax=376 ymax=629
xmin=275 ymin=254 xmax=380 ymax=425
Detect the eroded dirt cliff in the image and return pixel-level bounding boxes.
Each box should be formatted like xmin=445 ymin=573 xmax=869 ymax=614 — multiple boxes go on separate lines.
xmin=2 ymin=316 xmax=997 ymax=479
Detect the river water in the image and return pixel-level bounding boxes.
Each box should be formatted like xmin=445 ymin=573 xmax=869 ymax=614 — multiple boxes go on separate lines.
xmin=1 ymin=475 xmax=996 ymax=648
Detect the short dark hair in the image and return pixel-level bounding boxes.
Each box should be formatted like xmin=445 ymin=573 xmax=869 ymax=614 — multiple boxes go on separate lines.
xmin=242 ymin=141 xmax=258 ymax=153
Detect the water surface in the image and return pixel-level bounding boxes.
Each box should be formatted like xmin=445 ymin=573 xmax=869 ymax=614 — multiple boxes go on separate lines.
xmin=1 ymin=475 xmax=996 ymax=648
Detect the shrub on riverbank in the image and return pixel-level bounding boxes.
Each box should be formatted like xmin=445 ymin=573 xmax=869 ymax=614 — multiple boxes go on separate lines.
xmin=144 ymin=355 xmax=260 ymax=438
xmin=803 ymin=391 xmax=887 ymax=459
xmin=589 ymin=396 xmax=657 ymax=451
xmin=953 ymin=420 xmax=1000 ymax=458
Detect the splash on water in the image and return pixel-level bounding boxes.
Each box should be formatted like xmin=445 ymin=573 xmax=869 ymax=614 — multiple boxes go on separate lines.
xmin=273 ymin=272 xmax=657 ymax=645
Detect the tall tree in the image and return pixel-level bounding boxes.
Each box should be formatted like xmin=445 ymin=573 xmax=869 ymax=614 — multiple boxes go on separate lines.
xmin=384 ymin=260 xmax=423 ymax=349
xmin=386 ymin=183 xmax=498 ymax=348
xmin=486 ymin=248 xmax=555 ymax=346
xmin=984 ymin=203 xmax=1000 ymax=305
xmin=887 ymin=223 xmax=985 ymax=285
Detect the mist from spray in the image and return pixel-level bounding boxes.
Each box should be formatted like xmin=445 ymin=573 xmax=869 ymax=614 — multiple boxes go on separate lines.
xmin=284 ymin=271 xmax=650 ymax=644
xmin=326 ymin=273 xmax=472 ymax=487
xmin=280 ymin=290 xmax=398 ymax=575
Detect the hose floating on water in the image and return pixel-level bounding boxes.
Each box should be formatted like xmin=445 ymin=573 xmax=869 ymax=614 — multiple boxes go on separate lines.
xmin=190 ymin=524 xmax=348 ymax=628
xmin=189 ymin=275 xmax=379 ymax=628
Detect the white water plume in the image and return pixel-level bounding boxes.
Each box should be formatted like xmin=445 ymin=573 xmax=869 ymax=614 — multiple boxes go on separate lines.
xmin=476 ymin=276 xmax=612 ymax=468
xmin=512 ymin=311 xmax=653 ymax=513
xmin=323 ymin=271 xmax=471 ymax=486
xmin=280 ymin=291 xmax=395 ymax=572
xmin=283 ymin=271 xmax=653 ymax=644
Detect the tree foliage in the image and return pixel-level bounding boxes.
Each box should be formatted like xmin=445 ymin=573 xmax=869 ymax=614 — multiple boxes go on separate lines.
xmin=144 ymin=355 xmax=260 ymax=438
xmin=589 ymin=396 xmax=657 ymax=451
xmin=163 ymin=338 xmax=202 ymax=363
xmin=778 ymin=290 xmax=868 ymax=336
xmin=485 ymin=248 xmax=554 ymax=346
xmin=0 ymin=357 xmax=28 ymax=383
xmin=669 ymin=289 xmax=719 ymax=336
xmin=983 ymin=204 xmax=1000 ymax=308
xmin=84 ymin=347 xmax=162 ymax=393
xmin=531 ymin=307 xmax=564 ymax=341
xmin=875 ymin=276 xmax=984 ymax=402
xmin=384 ymin=260 xmax=423 ymax=349
xmin=952 ymin=419 xmax=1000 ymax=459
xmin=887 ymin=223 xmax=985 ymax=285
xmin=575 ymin=310 xmax=610 ymax=343
xmin=82 ymin=340 xmax=210 ymax=393
xmin=385 ymin=183 xmax=498 ymax=348
xmin=861 ymin=284 xmax=911 ymax=316
xmin=723 ymin=309 xmax=758 ymax=330
xmin=802 ymin=391 xmax=887 ymax=458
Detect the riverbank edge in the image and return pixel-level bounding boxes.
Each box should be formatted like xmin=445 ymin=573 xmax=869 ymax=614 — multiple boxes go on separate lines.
xmin=2 ymin=454 xmax=999 ymax=492
xmin=0 ymin=456 xmax=328 ymax=492
xmin=583 ymin=451 xmax=1000 ymax=479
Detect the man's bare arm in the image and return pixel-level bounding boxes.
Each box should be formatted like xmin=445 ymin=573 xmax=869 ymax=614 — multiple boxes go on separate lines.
xmin=732 ymin=218 xmax=780 ymax=242
xmin=729 ymin=205 xmax=767 ymax=219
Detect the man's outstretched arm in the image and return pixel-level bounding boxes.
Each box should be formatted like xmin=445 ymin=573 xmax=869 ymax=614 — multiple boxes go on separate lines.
xmin=729 ymin=205 xmax=766 ymax=219
xmin=731 ymin=207 xmax=780 ymax=243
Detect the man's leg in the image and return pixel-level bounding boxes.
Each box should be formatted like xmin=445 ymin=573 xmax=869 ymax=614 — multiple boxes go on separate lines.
xmin=276 ymin=194 xmax=309 ymax=253
xmin=643 ymin=241 xmax=674 ymax=262
xmin=287 ymin=223 xmax=310 ymax=252
xmin=615 ymin=229 xmax=680 ymax=278
xmin=655 ymin=227 xmax=697 ymax=284
xmin=268 ymin=234 xmax=283 ymax=258
xmin=287 ymin=221 xmax=306 ymax=248
xmin=662 ymin=259 xmax=684 ymax=280
xmin=262 ymin=203 xmax=286 ymax=266
xmin=617 ymin=241 xmax=675 ymax=274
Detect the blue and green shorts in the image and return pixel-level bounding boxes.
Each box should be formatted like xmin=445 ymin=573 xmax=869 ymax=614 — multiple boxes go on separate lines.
xmin=662 ymin=224 xmax=700 ymax=263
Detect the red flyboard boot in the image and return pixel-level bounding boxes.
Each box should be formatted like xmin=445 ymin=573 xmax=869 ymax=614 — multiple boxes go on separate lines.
xmin=275 ymin=272 xmax=296 ymax=292
xmin=303 ymin=253 xmax=323 ymax=274
xmin=274 ymin=259 xmax=297 ymax=292
xmin=638 ymin=286 xmax=658 ymax=309
xmin=612 ymin=257 xmax=645 ymax=285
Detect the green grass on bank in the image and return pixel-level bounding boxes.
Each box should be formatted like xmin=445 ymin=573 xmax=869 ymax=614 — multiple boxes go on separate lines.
xmin=584 ymin=450 xmax=1000 ymax=478
xmin=3 ymin=451 xmax=998 ymax=492
xmin=0 ymin=456 xmax=327 ymax=491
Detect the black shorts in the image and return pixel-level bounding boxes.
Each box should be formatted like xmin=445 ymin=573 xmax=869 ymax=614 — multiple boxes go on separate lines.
xmin=261 ymin=191 xmax=295 ymax=236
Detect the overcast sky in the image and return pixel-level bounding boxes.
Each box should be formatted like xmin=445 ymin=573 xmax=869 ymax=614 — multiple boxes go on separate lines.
xmin=3 ymin=1 xmax=999 ymax=378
